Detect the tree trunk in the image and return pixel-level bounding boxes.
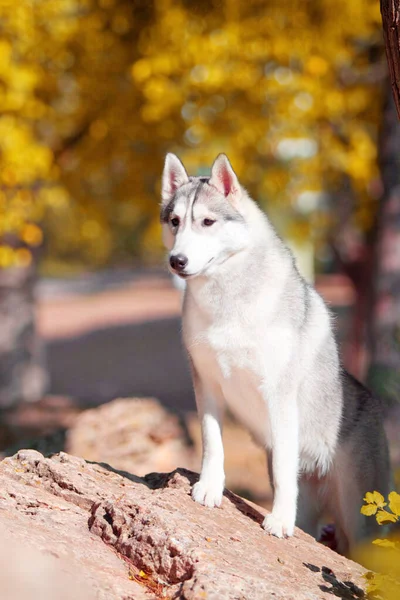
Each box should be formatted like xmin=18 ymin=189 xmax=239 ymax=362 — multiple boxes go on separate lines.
xmin=367 ymin=2 xmax=400 ymax=403
xmin=381 ymin=0 xmax=400 ymax=118
xmin=0 ymin=265 xmax=48 ymax=408
xmin=367 ymin=88 xmax=400 ymax=405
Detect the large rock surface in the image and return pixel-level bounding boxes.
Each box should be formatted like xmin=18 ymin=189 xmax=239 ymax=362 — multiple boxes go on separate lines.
xmin=0 ymin=396 xmax=271 ymax=510
xmin=65 ymin=397 xmax=271 ymax=508
xmin=0 ymin=450 xmax=366 ymax=599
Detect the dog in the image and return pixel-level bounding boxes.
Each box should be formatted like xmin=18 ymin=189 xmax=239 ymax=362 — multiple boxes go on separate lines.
xmin=160 ymin=152 xmax=391 ymax=554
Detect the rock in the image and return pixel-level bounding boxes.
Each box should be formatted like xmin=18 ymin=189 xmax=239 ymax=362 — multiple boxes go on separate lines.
xmin=66 ymin=397 xmax=195 ymax=475
xmin=0 ymin=450 xmax=366 ymax=600
xmin=1 ymin=397 xmax=272 ymax=509
xmin=0 ymin=395 xmax=81 ymax=457
xmin=0 ymin=451 xmax=152 ymax=599
xmin=66 ymin=397 xmax=272 ymax=508
xmin=0 ymin=525 xmax=95 ymax=600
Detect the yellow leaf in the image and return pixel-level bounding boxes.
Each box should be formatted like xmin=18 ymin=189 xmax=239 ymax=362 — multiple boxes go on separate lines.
xmin=138 ymin=570 xmax=148 ymax=579
xmin=371 ymin=491 xmax=387 ymax=509
xmin=376 ymin=510 xmax=398 ymax=525
xmin=306 ymin=56 xmax=328 ymax=76
xmin=363 ymin=571 xmax=374 ymax=580
xmin=21 ymin=223 xmax=43 ymax=247
xmin=388 ymin=492 xmax=400 ymax=518
xmin=372 ymin=538 xmax=398 ymax=549
xmin=364 ymin=572 xmax=385 ymax=594
xmin=361 ymin=504 xmax=377 ymax=516
xmin=364 ymin=492 xmax=375 ymax=504
xmin=131 ymin=59 xmax=152 ymax=82
xmin=15 ymin=248 xmax=32 ymax=268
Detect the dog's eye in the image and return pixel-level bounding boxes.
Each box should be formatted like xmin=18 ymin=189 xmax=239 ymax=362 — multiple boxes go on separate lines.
xmin=170 ymin=217 xmax=180 ymax=228
xmin=202 ymin=218 xmax=216 ymax=227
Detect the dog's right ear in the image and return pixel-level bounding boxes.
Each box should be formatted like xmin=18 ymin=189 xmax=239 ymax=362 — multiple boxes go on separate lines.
xmin=162 ymin=153 xmax=189 ymax=203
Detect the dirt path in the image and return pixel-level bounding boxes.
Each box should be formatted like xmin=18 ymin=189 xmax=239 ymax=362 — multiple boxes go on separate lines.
xmin=36 ymin=273 xmax=194 ymax=411
xmin=37 ymin=275 xmax=182 ymax=340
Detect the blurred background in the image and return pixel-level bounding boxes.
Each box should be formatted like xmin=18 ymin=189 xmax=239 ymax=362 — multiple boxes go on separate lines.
xmin=0 ymin=0 xmax=399 ymax=506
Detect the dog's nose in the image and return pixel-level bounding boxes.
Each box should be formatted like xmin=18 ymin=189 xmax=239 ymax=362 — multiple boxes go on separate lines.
xmin=170 ymin=254 xmax=188 ymax=272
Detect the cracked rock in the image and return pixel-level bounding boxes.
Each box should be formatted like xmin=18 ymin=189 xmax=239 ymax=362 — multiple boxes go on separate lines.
xmin=0 ymin=450 xmax=366 ymax=599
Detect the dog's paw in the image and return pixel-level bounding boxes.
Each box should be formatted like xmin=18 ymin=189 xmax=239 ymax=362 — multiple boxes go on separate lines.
xmin=192 ymin=478 xmax=224 ymax=508
xmin=262 ymin=512 xmax=294 ymax=538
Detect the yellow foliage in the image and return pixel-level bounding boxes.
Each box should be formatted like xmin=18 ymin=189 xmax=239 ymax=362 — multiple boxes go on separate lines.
xmin=0 ymin=0 xmax=386 ymax=269
xmin=376 ymin=510 xmax=398 ymax=525
xmin=361 ymin=503 xmax=378 ymax=517
xmin=388 ymin=491 xmax=400 ymax=517
xmin=14 ymin=248 xmax=32 ymax=268
xmin=360 ymin=490 xmax=400 ymax=599
xmin=364 ymin=491 xmax=387 ymax=508
xmin=21 ymin=224 xmax=43 ymax=247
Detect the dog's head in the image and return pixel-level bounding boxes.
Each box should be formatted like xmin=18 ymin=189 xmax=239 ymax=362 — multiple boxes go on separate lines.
xmin=160 ymin=154 xmax=250 ymax=279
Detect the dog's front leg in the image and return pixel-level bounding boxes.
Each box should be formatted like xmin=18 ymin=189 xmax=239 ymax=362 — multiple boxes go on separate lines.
xmin=191 ymin=375 xmax=225 ymax=508
xmin=263 ymin=390 xmax=299 ymax=538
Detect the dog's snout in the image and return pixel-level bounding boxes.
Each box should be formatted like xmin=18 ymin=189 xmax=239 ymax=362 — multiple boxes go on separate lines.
xmin=170 ymin=253 xmax=188 ymax=272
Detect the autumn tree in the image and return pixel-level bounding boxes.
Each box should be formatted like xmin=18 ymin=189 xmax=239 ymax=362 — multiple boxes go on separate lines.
xmin=0 ymin=0 xmax=385 ymax=267
xmin=0 ymin=0 xmax=155 ymax=405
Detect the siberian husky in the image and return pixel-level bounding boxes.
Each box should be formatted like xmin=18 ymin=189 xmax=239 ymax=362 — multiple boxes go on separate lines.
xmin=160 ymin=153 xmax=391 ymax=554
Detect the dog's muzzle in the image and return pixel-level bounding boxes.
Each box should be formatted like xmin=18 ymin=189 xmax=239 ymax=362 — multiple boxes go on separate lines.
xmin=169 ymin=253 xmax=188 ymax=273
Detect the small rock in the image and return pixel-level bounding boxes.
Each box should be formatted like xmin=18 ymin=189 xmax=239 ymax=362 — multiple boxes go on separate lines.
xmin=66 ymin=397 xmax=195 ymax=475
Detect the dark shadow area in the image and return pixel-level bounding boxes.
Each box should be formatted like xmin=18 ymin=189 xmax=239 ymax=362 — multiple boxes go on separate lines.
xmin=46 ymin=316 xmax=195 ymax=412
xmin=142 ymin=467 xmax=265 ymax=524
xmin=0 ymin=427 xmax=68 ymax=458
xmin=143 ymin=466 xmax=198 ymax=490
xmin=0 ymin=395 xmax=82 ymax=455
xmin=230 ymin=486 xmax=272 ymax=507
xmin=224 ymin=488 xmax=265 ymax=525
xmin=142 ymin=468 xmax=265 ymax=525
xmin=86 ymin=459 xmax=150 ymax=486
xmin=303 ymin=563 xmax=366 ymax=599
xmin=303 ymin=563 xmax=321 ymax=573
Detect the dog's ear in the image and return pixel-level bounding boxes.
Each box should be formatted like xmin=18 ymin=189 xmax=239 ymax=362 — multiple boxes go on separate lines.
xmin=162 ymin=153 xmax=189 ymax=203
xmin=209 ymin=154 xmax=240 ymax=199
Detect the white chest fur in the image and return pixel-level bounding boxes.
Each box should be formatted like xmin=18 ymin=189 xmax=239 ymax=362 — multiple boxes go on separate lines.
xmin=184 ymin=310 xmax=271 ymax=447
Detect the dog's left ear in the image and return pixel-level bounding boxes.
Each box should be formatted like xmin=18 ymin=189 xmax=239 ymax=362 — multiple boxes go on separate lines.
xmin=162 ymin=153 xmax=189 ymax=203
xmin=209 ymin=154 xmax=240 ymax=199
